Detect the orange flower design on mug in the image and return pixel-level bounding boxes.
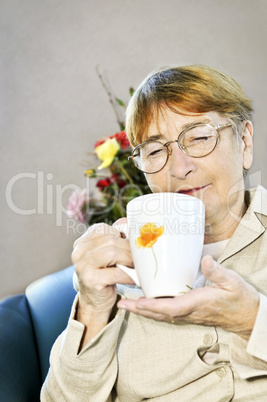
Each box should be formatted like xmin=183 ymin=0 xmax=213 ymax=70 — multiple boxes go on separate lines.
xmin=135 ymin=223 xmax=164 ymax=278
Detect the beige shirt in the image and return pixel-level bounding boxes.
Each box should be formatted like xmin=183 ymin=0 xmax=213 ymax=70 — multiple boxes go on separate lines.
xmin=41 ymin=186 xmax=267 ymax=401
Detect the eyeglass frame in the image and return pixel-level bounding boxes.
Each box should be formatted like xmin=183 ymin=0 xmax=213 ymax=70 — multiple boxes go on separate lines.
xmin=128 ymin=123 xmax=233 ymax=174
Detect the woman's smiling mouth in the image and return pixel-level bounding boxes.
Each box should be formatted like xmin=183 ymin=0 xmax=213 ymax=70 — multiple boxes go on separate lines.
xmin=178 ymin=185 xmax=210 ymax=195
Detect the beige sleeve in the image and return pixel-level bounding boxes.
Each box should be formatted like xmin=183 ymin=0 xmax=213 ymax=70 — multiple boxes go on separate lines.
xmin=230 ymin=293 xmax=267 ymax=379
xmin=41 ymin=294 xmax=126 ymax=401
xmin=247 ymin=293 xmax=267 ymax=361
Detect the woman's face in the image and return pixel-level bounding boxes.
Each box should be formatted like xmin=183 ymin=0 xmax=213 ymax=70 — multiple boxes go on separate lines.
xmin=143 ymin=108 xmax=253 ymax=241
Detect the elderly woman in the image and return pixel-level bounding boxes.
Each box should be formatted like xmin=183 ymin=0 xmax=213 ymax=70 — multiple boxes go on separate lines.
xmin=42 ymin=66 xmax=267 ymax=401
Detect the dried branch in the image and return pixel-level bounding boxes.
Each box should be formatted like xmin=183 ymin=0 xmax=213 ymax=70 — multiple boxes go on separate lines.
xmin=96 ymin=65 xmax=125 ymax=131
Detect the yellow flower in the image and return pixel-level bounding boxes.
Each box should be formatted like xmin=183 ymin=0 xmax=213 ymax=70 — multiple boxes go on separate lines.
xmin=135 ymin=223 xmax=164 ymax=278
xmin=84 ymin=169 xmax=96 ymax=178
xmin=95 ymin=138 xmax=120 ymax=170
xmin=135 ymin=223 xmax=164 ymax=248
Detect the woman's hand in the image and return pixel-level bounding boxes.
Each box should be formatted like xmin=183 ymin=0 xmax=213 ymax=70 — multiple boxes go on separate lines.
xmin=117 ymin=255 xmax=260 ymax=341
xmin=72 ymin=219 xmax=134 ymax=347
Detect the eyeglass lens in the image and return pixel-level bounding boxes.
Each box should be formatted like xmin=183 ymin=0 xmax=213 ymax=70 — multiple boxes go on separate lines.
xmin=133 ymin=124 xmax=218 ymax=173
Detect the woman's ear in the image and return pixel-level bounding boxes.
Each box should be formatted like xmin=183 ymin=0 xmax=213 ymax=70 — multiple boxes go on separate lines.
xmin=242 ymin=121 xmax=253 ymax=170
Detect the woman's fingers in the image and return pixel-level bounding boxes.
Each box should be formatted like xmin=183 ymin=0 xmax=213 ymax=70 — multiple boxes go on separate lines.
xmin=118 ymin=256 xmax=260 ymax=338
xmin=72 ymin=223 xmax=133 ymax=269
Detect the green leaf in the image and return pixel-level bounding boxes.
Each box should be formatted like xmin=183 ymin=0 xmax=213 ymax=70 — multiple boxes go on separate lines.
xmin=115 ymin=98 xmax=126 ymax=107
xmin=129 ymin=87 xmax=135 ymax=96
xmin=119 ymin=122 xmax=125 ymax=131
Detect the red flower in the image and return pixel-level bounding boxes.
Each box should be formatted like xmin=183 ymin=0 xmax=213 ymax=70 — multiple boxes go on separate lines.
xmin=111 ymin=174 xmax=127 ymax=188
xmin=96 ymin=178 xmax=112 ymax=190
xmin=94 ymin=139 xmax=106 ymax=148
xmin=96 ymin=174 xmax=127 ymax=191
xmin=94 ymin=131 xmax=130 ymax=150
xmin=111 ymin=131 xmax=130 ymax=149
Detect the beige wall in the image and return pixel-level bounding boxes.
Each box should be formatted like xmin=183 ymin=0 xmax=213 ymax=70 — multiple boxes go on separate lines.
xmin=1 ymin=0 xmax=267 ymax=299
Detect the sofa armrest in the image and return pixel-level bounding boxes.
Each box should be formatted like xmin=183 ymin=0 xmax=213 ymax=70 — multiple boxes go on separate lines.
xmin=0 ymin=294 xmax=41 ymax=401
xmin=26 ymin=265 xmax=76 ymax=382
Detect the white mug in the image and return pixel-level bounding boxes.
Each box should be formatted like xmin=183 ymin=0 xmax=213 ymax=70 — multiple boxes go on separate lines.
xmin=117 ymin=192 xmax=205 ymax=298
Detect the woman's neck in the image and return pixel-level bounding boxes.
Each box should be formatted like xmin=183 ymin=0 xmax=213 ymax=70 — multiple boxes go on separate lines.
xmin=204 ymin=198 xmax=248 ymax=244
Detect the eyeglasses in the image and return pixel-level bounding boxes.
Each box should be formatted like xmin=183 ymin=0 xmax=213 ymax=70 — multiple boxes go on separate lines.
xmin=128 ymin=123 xmax=233 ymax=174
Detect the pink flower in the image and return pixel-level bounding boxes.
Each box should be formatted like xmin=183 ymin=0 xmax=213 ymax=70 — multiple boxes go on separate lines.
xmin=67 ymin=189 xmax=89 ymax=222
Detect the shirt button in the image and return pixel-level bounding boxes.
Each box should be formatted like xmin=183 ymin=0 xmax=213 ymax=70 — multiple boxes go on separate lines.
xmin=216 ymin=367 xmax=226 ymax=377
xmin=203 ymin=334 xmax=213 ymax=345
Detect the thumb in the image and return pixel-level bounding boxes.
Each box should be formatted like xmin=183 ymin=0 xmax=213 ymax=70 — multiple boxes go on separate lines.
xmin=201 ymin=255 xmax=229 ymax=288
xmin=113 ymin=217 xmax=128 ymax=226
xmin=113 ymin=218 xmax=128 ymax=239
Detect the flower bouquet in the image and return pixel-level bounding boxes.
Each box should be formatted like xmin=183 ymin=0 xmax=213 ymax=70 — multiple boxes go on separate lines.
xmin=67 ymin=130 xmax=151 ymax=226
xmin=67 ymin=73 xmax=152 ymax=227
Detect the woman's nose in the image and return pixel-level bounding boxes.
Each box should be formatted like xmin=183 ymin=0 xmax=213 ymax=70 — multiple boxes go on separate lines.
xmin=167 ymin=142 xmax=196 ymax=179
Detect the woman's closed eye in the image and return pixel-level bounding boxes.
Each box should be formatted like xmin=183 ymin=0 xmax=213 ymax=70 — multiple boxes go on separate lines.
xmin=188 ymin=136 xmax=213 ymax=145
xmin=148 ymin=148 xmax=165 ymax=157
xmin=191 ymin=135 xmax=210 ymax=141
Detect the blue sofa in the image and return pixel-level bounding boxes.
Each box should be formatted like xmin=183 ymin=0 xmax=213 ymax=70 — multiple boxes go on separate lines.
xmin=0 ymin=265 xmax=76 ymax=402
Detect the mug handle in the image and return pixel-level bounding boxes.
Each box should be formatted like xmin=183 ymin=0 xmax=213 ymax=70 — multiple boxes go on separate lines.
xmin=116 ymin=264 xmax=140 ymax=287
xmin=114 ymin=223 xmax=141 ymax=287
